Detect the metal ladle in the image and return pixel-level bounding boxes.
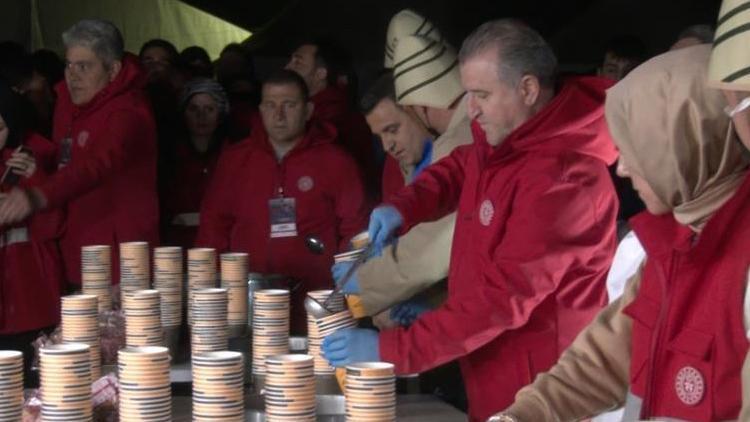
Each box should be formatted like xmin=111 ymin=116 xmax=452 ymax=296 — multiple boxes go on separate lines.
xmin=305 ymin=236 xmax=325 ymax=255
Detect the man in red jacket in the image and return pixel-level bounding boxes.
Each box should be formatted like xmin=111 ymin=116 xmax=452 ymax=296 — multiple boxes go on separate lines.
xmin=0 ymin=19 xmax=159 ymax=287
xmin=196 ymin=70 xmax=369 ymax=333
xmin=285 ymin=39 xmax=378 ymax=198
xmin=322 ymin=19 xmax=619 ymax=421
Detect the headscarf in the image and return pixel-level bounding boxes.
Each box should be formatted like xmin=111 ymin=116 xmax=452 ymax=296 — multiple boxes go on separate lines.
xmin=606 ymin=44 xmax=750 ymax=228
xmin=180 ymin=78 xmax=230 ymax=116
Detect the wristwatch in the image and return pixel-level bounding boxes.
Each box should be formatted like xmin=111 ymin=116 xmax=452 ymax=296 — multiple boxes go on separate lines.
xmin=487 ymin=413 xmax=520 ymax=422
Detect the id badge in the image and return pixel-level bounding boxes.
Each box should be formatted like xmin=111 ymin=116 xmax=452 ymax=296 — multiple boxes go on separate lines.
xmin=269 ymin=197 xmax=297 ymax=238
xmin=59 ymin=137 xmax=73 ymax=169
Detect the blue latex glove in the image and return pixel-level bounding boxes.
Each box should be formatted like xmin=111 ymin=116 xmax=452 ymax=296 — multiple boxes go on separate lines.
xmin=389 ymin=300 xmax=431 ymax=326
xmin=331 ymin=261 xmax=360 ymax=294
xmin=368 ymin=206 xmax=403 ymax=256
xmin=321 ymin=328 xmax=380 ymax=367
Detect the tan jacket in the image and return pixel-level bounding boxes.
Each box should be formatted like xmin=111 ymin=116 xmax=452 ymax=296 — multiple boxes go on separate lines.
xmin=357 ymin=98 xmax=472 ymax=315
xmin=501 ymin=266 xmax=642 ymax=421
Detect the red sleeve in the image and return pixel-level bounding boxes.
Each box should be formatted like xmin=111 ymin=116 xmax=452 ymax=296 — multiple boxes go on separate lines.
xmin=194 ymin=147 xmax=237 ymax=251
xmin=379 ymin=173 xmax=614 ymax=374
xmin=39 ymin=109 xmax=152 ymax=208
xmin=385 ymin=145 xmax=470 ymax=233
xmin=332 ymin=152 xmax=371 ymax=251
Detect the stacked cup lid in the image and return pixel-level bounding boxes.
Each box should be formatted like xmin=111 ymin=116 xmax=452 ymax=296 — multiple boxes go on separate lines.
xmin=153 ymin=247 xmax=183 ymax=328
xmin=123 ymin=289 xmax=163 ymax=347
xmin=192 ymin=351 xmax=245 ymax=421
xmin=118 ymin=346 xmax=171 ymax=422
xmin=0 ymin=350 xmax=23 ymax=421
xmin=188 ymin=248 xmax=217 ymax=325
xmin=39 ymin=343 xmax=92 ymax=421
xmin=220 ymin=253 xmax=249 ymax=329
xmin=307 ymin=290 xmax=346 ymax=375
xmin=191 ymin=288 xmax=229 ymax=355
xmin=252 ymin=290 xmax=290 ymax=375
xmin=345 ymin=362 xmax=396 ymax=421
xmin=120 ymin=242 xmax=151 ymax=295
xmin=61 ymin=294 xmax=101 ymax=380
xmin=81 ymin=245 xmax=112 ymax=312
xmin=264 ymin=354 xmax=316 ymax=422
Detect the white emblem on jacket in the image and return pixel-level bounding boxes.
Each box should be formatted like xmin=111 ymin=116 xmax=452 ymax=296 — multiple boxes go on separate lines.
xmin=297 ymin=176 xmax=314 ymax=192
xmin=479 ymin=199 xmax=494 ymax=226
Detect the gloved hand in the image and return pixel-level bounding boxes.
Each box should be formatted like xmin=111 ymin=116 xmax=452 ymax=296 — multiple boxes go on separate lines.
xmin=321 ymin=328 xmax=380 ymax=367
xmin=389 ymin=300 xmax=431 ymax=326
xmin=368 ymin=206 xmax=403 ymax=256
xmin=331 ymin=261 xmax=360 ymax=294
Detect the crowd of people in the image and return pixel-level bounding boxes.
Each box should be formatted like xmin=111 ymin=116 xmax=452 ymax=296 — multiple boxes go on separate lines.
xmin=1 ymin=3 xmax=749 ymax=421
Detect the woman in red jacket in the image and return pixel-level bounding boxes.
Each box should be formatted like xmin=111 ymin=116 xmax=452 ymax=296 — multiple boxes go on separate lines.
xmin=160 ymin=78 xmax=226 ymax=248
xmin=0 ymin=81 xmax=64 ymax=379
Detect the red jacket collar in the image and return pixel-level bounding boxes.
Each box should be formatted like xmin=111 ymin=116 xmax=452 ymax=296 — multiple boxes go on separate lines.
xmin=473 ymin=76 xmax=618 ymax=167
xmin=250 ymin=118 xmax=339 ymax=160
xmin=55 ymin=53 xmax=146 ymax=116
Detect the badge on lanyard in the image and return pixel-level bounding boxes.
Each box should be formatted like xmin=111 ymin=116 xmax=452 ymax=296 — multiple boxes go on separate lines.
xmin=59 ymin=137 xmax=73 ymax=169
xmin=269 ymin=197 xmax=298 ymax=238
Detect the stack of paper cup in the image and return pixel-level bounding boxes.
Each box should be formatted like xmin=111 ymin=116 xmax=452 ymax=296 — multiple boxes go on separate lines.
xmin=313 ymin=309 xmax=357 ymax=340
xmin=192 ymin=351 xmax=244 ymax=421
xmin=0 ymin=350 xmax=23 ymax=421
xmin=81 ymin=245 xmax=112 ymax=312
xmin=191 ymin=288 xmax=229 ymax=355
xmin=123 ymin=290 xmax=163 ymax=347
xmin=251 ymin=290 xmax=290 ymax=376
xmin=118 ymin=346 xmax=171 ymax=421
xmin=61 ymin=294 xmax=101 ymax=380
xmin=345 ymin=362 xmax=396 ymax=421
xmin=120 ymin=241 xmax=150 ymax=295
xmin=39 ymin=343 xmax=92 ymax=421
xmin=265 ymin=354 xmax=316 ymax=421
xmin=153 ymin=247 xmax=183 ymax=328
xmin=188 ymin=248 xmax=217 ymax=325
xmin=307 ymin=290 xmax=346 ymax=374
xmin=220 ymin=252 xmax=249 ymax=331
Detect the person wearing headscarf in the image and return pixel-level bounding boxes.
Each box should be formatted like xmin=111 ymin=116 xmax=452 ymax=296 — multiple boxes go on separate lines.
xmin=0 ymin=81 xmax=64 ymax=379
xmin=493 ymin=44 xmax=750 ymax=422
xmin=160 ymin=78 xmax=228 ymax=248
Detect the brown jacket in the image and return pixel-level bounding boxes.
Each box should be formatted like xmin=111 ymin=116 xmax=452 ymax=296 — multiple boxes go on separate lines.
xmin=357 ymin=98 xmax=472 ymax=315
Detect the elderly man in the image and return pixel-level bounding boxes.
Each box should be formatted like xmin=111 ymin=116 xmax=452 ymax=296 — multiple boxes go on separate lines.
xmin=197 ymin=70 xmax=369 ymax=333
xmin=0 ymin=19 xmax=158 ymax=287
xmin=322 ymin=19 xmax=618 ymax=421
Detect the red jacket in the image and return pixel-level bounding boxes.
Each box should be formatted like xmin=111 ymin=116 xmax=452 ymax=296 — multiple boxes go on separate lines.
xmin=379 ymin=77 xmax=619 ymax=421
xmin=196 ymin=120 xmax=370 ymax=332
xmin=45 ymin=54 xmax=159 ymax=286
xmin=381 ymin=155 xmax=405 ymax=202
xmin=160 ymin=141 xmax=220 ymax=249
xmin=0 ymin=133 xmax=64 ymax=333
xmin=312 ymin=86 xmax=378 ymax=197
xmin=624 ymin=174 xmax=750 ymax=421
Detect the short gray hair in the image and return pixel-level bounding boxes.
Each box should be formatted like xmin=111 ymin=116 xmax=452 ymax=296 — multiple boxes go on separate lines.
xmin=62 ymin=19 xmax=124 ymax=66
xmin=459 ymin=19 xmax=557 ymax=89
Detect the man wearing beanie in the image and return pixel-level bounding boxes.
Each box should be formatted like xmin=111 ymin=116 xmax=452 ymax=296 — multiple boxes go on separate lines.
xmin=323 ymin=19 xmax=618 ymax=421
xmin=335 ymin=33 xmax=472 ymax=323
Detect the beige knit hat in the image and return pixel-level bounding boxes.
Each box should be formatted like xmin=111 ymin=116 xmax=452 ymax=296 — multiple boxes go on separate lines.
xmin=708 ymin=0 xmax=750 ymax=91
xmin=384 ymin=9 xmax=443 ymax=68
xmin=392 ymin=35 xmax=463 ymax=109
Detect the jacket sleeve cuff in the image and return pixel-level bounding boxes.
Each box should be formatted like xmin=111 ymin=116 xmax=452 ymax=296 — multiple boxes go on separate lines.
xmin=502 ymin=396 xmax=553 ymax=422
xmin=383 ymin=201 xmax=416 ymax=235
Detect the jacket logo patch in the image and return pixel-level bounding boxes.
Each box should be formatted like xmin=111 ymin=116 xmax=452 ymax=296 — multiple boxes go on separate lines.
xmin=479 ymin=199 xmax=494 ymax=226
xmin=297 ymin=176 xmax=314 ymax=192
xmin=675 ymin=366 xmax=704 ymax=406
xmin=77 ymin=131 xmax=90 ymax=147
